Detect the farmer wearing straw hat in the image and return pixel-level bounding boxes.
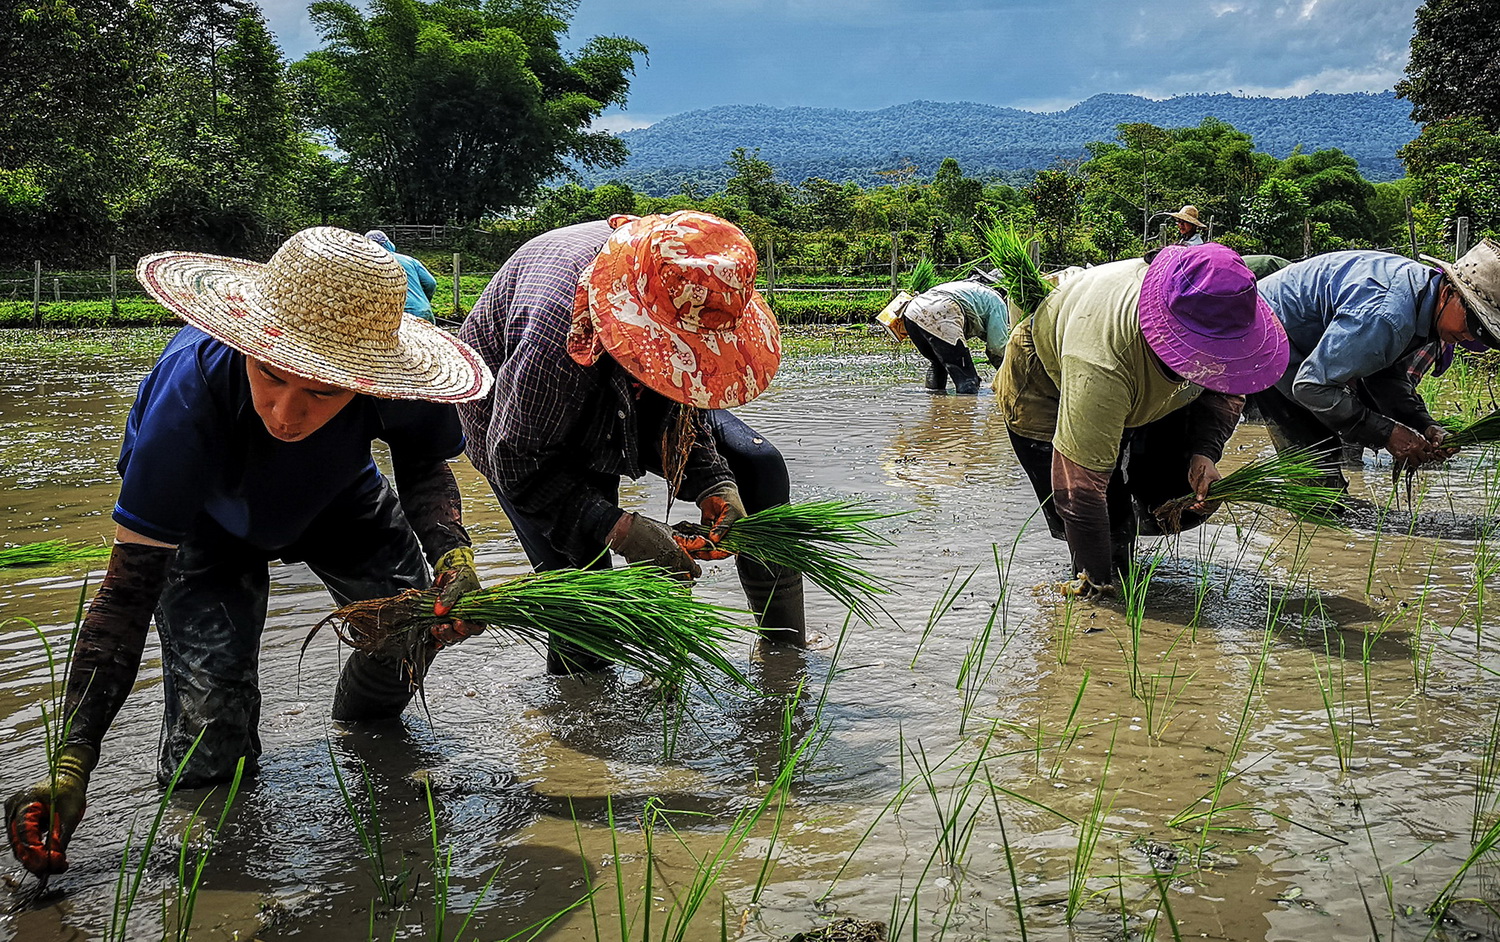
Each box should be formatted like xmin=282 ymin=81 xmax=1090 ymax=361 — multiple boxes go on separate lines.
xmin=1164 ymin=205 xmax=1208 ymax=246
xmin=997 ymin=243 xmax=1290 ymax=594
xmin=3 ymin=227 xmax=494 ymax=877
xmin=1251 ymin=243 xmax=1500 ymax=490
xmin=458 ymin=211 xmax=802 ymax=670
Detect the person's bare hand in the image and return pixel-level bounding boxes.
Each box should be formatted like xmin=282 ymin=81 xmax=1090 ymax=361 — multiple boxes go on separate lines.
xmin=1388 ymin=423 xmax=1444 ymax=468
xmin=1422 ymin=424 xmax=1460 ymax=459
xmin=1186 ymin=454 xmax=1222 ymax=513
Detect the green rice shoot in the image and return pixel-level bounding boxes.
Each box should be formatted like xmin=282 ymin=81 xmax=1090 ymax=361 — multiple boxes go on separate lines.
xmin=1153 ymin=446 xmax=1346 ymax=531
xmin=906 ymin=255 xmax=939 ymax=296
xmin=705 ymin=500 xmax=901 ymax=624
xmin=308 ymin=564 xmax=754 ymax=692
xmin=982 ymin=223 xmax=1052 ymax=317
xmin=0 ymin=539 xmax=111 ymax=570
xmin=1438 ymin=408 xmax=1500 ymax=448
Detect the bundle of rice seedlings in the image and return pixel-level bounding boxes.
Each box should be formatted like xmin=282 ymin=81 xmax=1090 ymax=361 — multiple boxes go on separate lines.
xmin=307 ymin=565 xmax=753 ymax=691
xmin=1152 ymin=446 xmax=1346 ymax=532
xmin=906 ymin=255 xmax=939 ymax=295
xmin=688 ymin=500 xmax=900 ymax=623
xmin=982 ymin=223 xmax=1052 ymax=317
xmin=1438 ymin=408 xmax=1500 ymax=448
xmin=0 ymin=539 xmax=111 ymax=570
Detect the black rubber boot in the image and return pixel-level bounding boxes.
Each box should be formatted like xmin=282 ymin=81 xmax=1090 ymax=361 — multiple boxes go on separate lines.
xmin=332 ymin=645 xmax=435 ymax=721
xmin=924 ymin=364 xmax=948 ymax=391
xmin=737 ymin=555 xmax=806 ymax=645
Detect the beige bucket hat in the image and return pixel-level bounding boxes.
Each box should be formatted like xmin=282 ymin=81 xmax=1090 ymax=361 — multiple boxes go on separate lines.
xmin=137 ymin=227 xmax=492 ymax=402
xmin=1164 ymin=205 xmax=1206 ymax=229
xmin=1422 ymin=238 xmax=1500 ymax=347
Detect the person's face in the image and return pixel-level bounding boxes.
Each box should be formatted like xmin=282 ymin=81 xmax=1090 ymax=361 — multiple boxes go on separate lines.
xmin=245 ymin=357 xmax=356 ymax=442
xmin=1435 ymin=281 xmax=1478 ymax=344
xmin=1177 ymin=220 xmax=1195 ymax=237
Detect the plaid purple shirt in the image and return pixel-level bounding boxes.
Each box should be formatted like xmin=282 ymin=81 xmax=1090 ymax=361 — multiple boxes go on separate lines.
xmin=457 ymin=220 xmax=730 ymax=560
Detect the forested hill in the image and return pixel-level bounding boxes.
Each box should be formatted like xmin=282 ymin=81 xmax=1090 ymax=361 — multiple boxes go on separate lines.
xmin=589 ymin=92 xmax=1417 ymax=193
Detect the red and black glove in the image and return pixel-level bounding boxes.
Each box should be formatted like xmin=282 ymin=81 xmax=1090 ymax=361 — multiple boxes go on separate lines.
xmin=675 ymin=482 xmax=747 ymax=561
xmin=430 ymin=546 xmax=484 ymax=648
xmin=5 ymin=743 xmax=96 ymax=876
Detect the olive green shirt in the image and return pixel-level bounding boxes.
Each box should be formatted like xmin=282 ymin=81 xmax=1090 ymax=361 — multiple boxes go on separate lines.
xmin=996 ymin=259 xmax=1203 ymax=472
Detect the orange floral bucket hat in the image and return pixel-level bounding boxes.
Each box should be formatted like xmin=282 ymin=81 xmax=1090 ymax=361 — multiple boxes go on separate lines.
xmin=568 ymin=211 xmax=781 ymax=409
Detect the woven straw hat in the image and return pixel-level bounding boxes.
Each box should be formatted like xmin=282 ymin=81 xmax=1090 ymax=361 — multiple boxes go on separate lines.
xmin=1165 ymin=205 xmax=1206 ymax=229
xmin=1421 ymin=238 xmax=1500 ymax=347
xmin=567 ymin=211 xmax=781 ymax=409
xmin=137 ymin=227 xmax=492 ymax=402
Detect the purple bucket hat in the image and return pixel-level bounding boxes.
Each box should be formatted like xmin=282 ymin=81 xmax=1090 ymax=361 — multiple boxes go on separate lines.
xmin=1138 ymin=244 xmax=1289 ymax=395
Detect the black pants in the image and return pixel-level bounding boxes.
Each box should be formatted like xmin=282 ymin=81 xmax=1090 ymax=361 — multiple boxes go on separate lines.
xmin=493 ymin=409 xmax=790 ymax=570
xmin=155 ymin=478 xmax=430 ymax=787
xmin=1009 ymin=409 xmax=1213 ymax=558
xmin=907 ymin=322 xmax=980 ymax=394
xmin=1247 ymin=386 xmax=1349 ymax=491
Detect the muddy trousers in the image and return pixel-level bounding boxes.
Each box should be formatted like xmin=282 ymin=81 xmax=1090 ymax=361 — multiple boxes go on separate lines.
xmin=1008 ymin=411 xmax=1213 ymax=573
xmin=154 ymin=479 xmax=430 ymax=788
xmin=492 ymin=410 xmax=805 ymax=671
xmin=907 ymin=322 xmax=980 ymax=394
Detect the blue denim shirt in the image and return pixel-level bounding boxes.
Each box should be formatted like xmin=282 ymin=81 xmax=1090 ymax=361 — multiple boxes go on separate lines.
xmin=1257 ymin=251 xmax=1441 ymax=445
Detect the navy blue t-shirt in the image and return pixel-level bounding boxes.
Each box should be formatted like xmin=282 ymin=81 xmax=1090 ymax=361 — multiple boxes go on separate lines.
xmin=113 ymin=327 xmax=464 ymax=550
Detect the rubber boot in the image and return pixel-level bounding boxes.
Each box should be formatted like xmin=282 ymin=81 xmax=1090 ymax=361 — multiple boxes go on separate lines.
xmin=924 ymin=364 xmax=948 ymax=391
xmin=332 ymin=644 xmax=436 ymax=721
xmin=737 ymin=555 xmax=806 ymax=645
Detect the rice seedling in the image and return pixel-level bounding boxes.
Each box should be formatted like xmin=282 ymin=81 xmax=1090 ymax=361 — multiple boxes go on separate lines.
xmin=981 ymin=223 xmax=1051 ymax=317
xmin=1141 ymin=659 xmax=1197 ymax=743
xmin=685 ymin=499 xmax=902 ymax=625
xmin=307 ymin=564 xmax=755 ymax=692
xmin=905 ymin=255 xmax=939 ymax=295
xmin=1153 ymin=446 xmax=1346 ymax=533
xmin=0 ymin=538 xmax=111 ymax=569
xmin=1438 ymin=407 xmax=1500 ymax=448
xmin=1056 ymin=593 xmax=1077 ymax=664
xmin=1473 ymin=704 xmax=1500 ymax=843
xmin=1119 ymin=553 xmax=1165 ymax=701
xmin=1065 ymin=722 xmax=1118 ymax=924
xmin=327 ymin=742 xmax=415 ymax=909
xmin=985 ymin=772 xmax=1030 ymax=942
xmin=1312 ymin=643 xmax=1353 ymax=774
xmin=422 ymin=778 xmax=502 ymax=942
xmin=164 ymin=757 xmax=246 ymax=942
xmin=912 ymin=565 xmax=978 ymax=668
xmin=1428 ymin=813 xmax=1500 ymax=920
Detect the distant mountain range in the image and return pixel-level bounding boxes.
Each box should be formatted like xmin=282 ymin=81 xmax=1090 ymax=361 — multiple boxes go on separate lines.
xmin=583 ymin=92 xmax=1418 ymax=194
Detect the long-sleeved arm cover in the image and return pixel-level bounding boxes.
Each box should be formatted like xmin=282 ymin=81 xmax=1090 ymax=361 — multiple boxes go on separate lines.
xmin=1289 ymin=306 xmax=1418 ymax=448
xmin=1360 ymin=349 xmax=1437 ymax=433
xmin=61 ymin=542 xmax=175 ymax=753
xmin=1052 ymin=453 xmax=1115 ymax=583
xmin=1183 ymin=392 xmax=1245 ymax=461
xmin=391 ymin=455 xmax=470 ymax=567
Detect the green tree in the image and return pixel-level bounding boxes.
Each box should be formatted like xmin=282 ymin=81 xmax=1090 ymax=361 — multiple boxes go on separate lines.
xmin=1243 ymin=178 xmax=1311 ymax=258
xmin=724 ymin=147 xmax=791 ymax=220
xmin=931 ymin=157 xmax=983 ymax=222
xmin=798 ymin=177 xmax=857 ymax=231
xmin=1027 ymin=167 xmax=1084 ymax=260
xmin=293 ymin=0 xmax=646 ymax=221
xmin=1395 ymin=0 xmax=1500 ymax=130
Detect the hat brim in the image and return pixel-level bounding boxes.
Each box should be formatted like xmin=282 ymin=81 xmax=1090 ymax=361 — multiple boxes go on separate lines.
xmin=1420 ymin=254 xmax=1500 ymax=346
xmin=1137 ymin=263 xmax=1290 ymax=395
xmin=138 ymin=252 xmax=492 ymax=403
xmin=1165 ymin=213 xmax=1206 ymax=228
xmin=581 ymin=257 xmax=781 ymax=409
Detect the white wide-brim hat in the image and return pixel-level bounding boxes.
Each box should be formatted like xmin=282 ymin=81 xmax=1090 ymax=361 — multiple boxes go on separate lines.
xmin=137 ymin=227 xmax=492 ymax=402
xmin=1421 ymin=237 xmax=1500 ymax=348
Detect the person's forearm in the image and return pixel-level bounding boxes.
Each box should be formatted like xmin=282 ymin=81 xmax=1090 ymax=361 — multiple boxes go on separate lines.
xmin=62 ymin=541 xmax=175 ymax=751
xmin=1184 ymin=393 xmax=1244 ymax=461
xmin=391 ymin=456 xmax=470 ymax=566
xmin=674 ymin=408 xmax=734 ymax=501
xmin=1361 ymin=361 xmax=1436 ymax=432
xmin=1292 ymin=380 xmax=1394 ymax=448
xmin=1052 ymin=453 xmax=1115 ymax=583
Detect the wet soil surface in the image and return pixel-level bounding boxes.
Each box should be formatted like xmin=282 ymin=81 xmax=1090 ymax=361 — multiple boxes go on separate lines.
xmin=0 ymin=330 xmax=1498 ymax=941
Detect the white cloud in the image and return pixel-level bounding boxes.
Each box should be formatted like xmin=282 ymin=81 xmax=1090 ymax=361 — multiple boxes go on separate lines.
xmin=591 ymin=113 xmax=663 ymax=133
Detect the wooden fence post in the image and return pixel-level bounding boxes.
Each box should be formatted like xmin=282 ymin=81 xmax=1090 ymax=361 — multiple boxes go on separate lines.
xmin=765 ymin=236 xmax=776 ymax=299
xmin=32 ymin=261 xmax=40 ymax=327
xmin=109 ymin=255 xmax=118 ymax=316
xmin=1302 ymin=218 xmax=1312 ymax=259
xmin=1027 ymin=239 xmax=1041 ymax=268
xmin=1457 ymin=216 xmax=1471 ymax=258
xmin=1405 ymin=196 xmax=1419 ymax=259
xmin=53 ymin=278 xmax=60 ymax=303
xmin=1207 ymin=214 xmax=1216 ymax=242
xmin=889 ymin=232 xmax=899 ymax=292
xmin=452 ymin=253 xmax=461 ymax=316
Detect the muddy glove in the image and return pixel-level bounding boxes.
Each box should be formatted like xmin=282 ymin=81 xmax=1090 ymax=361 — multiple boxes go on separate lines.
xmin=430 ymin=546 xmax=483 ymax=648
xmin=607 ymin=512 xmax=701 ymax=580
xmin=6 ymin=743 xmax=97 ymax=876
xmin=677 ymin=482 xmax=746 ymax=560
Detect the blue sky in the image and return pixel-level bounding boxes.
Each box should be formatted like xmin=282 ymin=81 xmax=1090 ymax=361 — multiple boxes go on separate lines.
xmin=255 ymin=0 xmax=1419 ymax=129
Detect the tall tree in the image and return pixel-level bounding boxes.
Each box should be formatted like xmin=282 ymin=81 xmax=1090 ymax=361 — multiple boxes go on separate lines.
xmin=1395 ymin=0 xmax=1500 ymax=131
xmin=292 ymin=0 xmax=646 ymax=222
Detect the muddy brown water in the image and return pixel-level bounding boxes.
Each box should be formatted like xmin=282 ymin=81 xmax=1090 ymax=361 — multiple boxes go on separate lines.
xmin=1 ymin=331 xmax=1498 ymax=941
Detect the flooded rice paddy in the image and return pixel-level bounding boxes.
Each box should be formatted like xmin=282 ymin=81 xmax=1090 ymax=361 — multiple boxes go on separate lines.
xmin=0 ymin=328 xmax=1498 ymax=941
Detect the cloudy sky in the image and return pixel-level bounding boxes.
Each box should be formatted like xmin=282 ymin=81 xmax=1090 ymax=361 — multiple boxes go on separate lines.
xmin=255 ymin=0 xmax=1419 ymax=129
